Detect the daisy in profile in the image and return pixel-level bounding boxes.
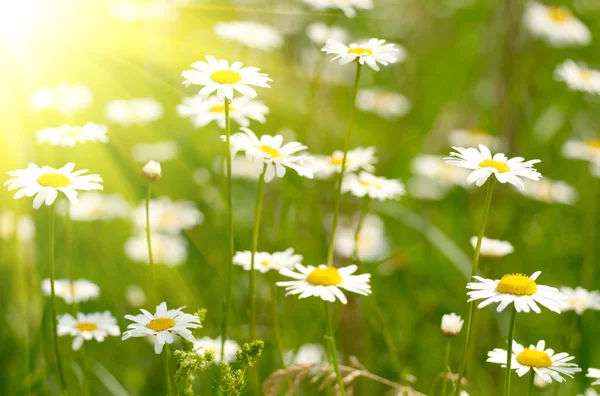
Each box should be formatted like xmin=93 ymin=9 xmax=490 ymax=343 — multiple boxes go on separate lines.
xmin=182 ymin=56 xmax=271 ymax=101
xmin=440 ymin=313 xmax=463 ymax=338
xmin=177 ymin=95 xmax=268 ymax=129
xmin=559 ymin=287 xmax=600 ymax=315
xmin=333 ymin=214 xmax=388 ymax=262
xmin=58 ymin=311 xmax=120 ymax=350
xmin=125 ymin=233 xmax=188 ymax=267
xmin=521 ymin=178 xmax=578 ymax=205
xmin=562 ymin=138 xmax=600 ymax=162
xmin=233 ymin=248 xmax=303 ymax=273
xmin=448 ymin=128 xmax=502 ymax=151
xmin=300 ymin=0 xmax=373 ymax=18
xmin=133 ymin=196 xmax=204 ymax=234
xmin=225 ymin=128 xmax=313 ymax=182
xmin=104 ymin=98 xmax=163 ymax=126
xmin=467 ymin=271 xmax=565 ymax=313
xmin=341 ymin=171 xmax=405 ymax=200
xmin=523 ymin=2 xmax=590 ymax=47
xmin=193 ymin=336 xmax=240 ymax=363
xmin=487 ymin=340 xmax=581 ymax=383
xmin=36 ymin=123 xmax=108 ymax=147
xmin=555 ymin=60 xmax=600 ymax=94
xmin=277 ymin=264 xmax=371 ymax=304
xmin=41 ymin=278 xmax=100 ymax=304
xmin=322 ymin=38 xmax=404 ymax=71
xmin=306 ymin=23 xmax=348 ymax=45
xmin=5 ymin=163 xmax=103 ymax=209
xmin=444 ymin=145 xmax=542 ymax=190
xmin=30 ymin=83 xmax=93 ymax=114
xmin=214 ymin=21 xmax=283 ymax=51
xmin=122 ymin=302 xmax=201 ymax=354
xmin=308 ymin=146 xmax=377 ymax=179
xmin=356 ymin=89 xmax=411 ymax=118
xmin=586 ymin=368 xmax=600 ymax=385
xmin=470 ymin=236 xmax=514 ymax=258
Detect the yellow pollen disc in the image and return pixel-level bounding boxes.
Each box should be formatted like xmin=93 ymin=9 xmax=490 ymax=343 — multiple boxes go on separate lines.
xmin=260 ymin=260 xmax=269 ymax=267
xmin=37 ymin=173 xmax=72 ymax=188
xmin=306 ymin=267 xmax=343 ymax=286
xmin=259 ymin=145 xmax=282 ymax=159
xmin=548 ymin=6 xmax=571 ymax=23
xmin=347 ymin=47 xmax=373 ymax=56
xmin=469 ymin=128 xmax=489 ymax=135
xmin=147 ymin=317 xmax=176 ymax=332
xmin=360 ymin=180 xmax=382 ymax=189
xmin=579 ymin=70 xmax=593 ymax=81
xmin=496 ymin=274 xmax=537 ymax=296
xmin=210 ymin=70 xmax=242 ymax=84
xmin=516 ymin=349 xmax=553 ymax=368
xmin=74 ymin=322 xmax=98 ymax=332
xmin=478 ymin=159 xmax=510 ymax=173
xmin=209 ymin=104 xmax=236 ymax=113
xmin=584 ymin=139 xmax=600 ymax=149
xmin=329 ymin=156 xmax=345 ymax=165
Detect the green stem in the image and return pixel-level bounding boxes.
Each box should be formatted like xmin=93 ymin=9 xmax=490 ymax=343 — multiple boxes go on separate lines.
xmin=270 ymin=284 xmax=286 ymax=368
xmin=65 ymin=207 xmax=77 ymax=315
xmin=326 ymin=62 xmax=363 ymax=267
xmin=527 ymin=370 xmax=535 ymax=396
xmin=324 ymin=303 xmax=347 ymax=396
xmin=163 ymin=347 xmax=173 ymax=396
xmin=352 ymin=196 xmax=370 ymax=264
xmin=441 ymin=340 xmax=452 ymax=396
xmin=49 ymin=205 xmax=69 ymax=394
xmin=221 ymin=98 xmax=235 ymax=361
xmin=250 ymin=165 xmax=267 ymax=341
xmin=454 ymin=178 xmax=496 ymax=396
xmin=504 ymin=307 xmax=517 ymax=396
xmin=82 ymin=344 xmax=90 ymax=396
xmin=145 ymin=185 xmax=157 ymax=291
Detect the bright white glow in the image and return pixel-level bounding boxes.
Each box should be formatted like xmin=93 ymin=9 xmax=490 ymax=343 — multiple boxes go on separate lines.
xmin=0 ymin=0 xmax=38 ymax=38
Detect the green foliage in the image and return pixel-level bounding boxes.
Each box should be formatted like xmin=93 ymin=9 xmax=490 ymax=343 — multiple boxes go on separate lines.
xmin=217 ymin=340 xmax=264 ymax=395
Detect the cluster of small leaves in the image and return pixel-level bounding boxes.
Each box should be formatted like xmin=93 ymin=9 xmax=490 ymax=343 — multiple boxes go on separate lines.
xmin=217 ymin=340 xmax=264 ymax=396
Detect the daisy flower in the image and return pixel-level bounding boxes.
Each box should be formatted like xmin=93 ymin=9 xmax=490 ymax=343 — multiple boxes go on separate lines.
xmin=233 ymin=248 xmax=303 ymax=273
xmin=214 ymin=21 xmax=283 ymax=51
xmin=104 ymin=98 xmax=163 ymax=126
xmin=341 ymin=171 xmax=405 ymax=201
xmin=440 ymin=313 xmax=463 ymax=337
xmin=333 ymin=214 xmax=388 ymax=262
xmin=5 ymin=163 xmax=103 ymax=209
xmin=322 ymin=38 xmax=404 ymax=71
xmin=224 ymin=128 xmax=313 ymax=182
xmin=555 ymin=60 xmax=600 ymax=94
xmin=125 ymin=233 xmax=188 ymax=267
xmin=559 ymin=287 xmax=600 ymax=315
xmin=356 ymin=88 xmax=411 ymax=118
xmin=308 ymin=146 xmax=377 ymax=179
xmin=521 ymin=178 xmax=578 ymax=205
xmin=487 ymin=340 xmax=581 ymax=383
xmin=182 ymin=56 xmax=272 ymax=101
xmin=141 ymin=160 xmax=162 ymax=182
xmin=306 ymin=23 xmax=349 ymax=45
xmin=587 ymin=368 xmax=600 ymax=386
xmin=30 ymin=83 xmax=93 ymax=114
xmin=64 ymin=192 xmax=131 ymax=222
xmin=285 ymin=344 xmax=326 ymax=366
xmin=126 ymin=285 xmax=147 ymax=307
xmin=193 ymin=336 xmax=240 ymax=363
xmin=562 ymin=138 xmax=600 ymax=162
xmin=523 ymin=2 xmax=590 ymax=47
xmin=41 ymin=278 xmax=100 ymax=304
xmin=448 ymin=128 xmax=502 ymax=151
xmin=36 ymin=123 xmax=108 ymax=147
xmin=467 ymin=271 xmax=565 ymax=313
xmin=300 ymin=0 xmax=373 ymax=18
xmin=277 ymin=264 xmax=371 ymax=304
xmin=177 ymin=95 xmax=268 ymax=129
xmin=470 ymin=236 xmax=514 ymax=258
xmin=444 ymin=145 xmax=542 ymax=190
xmin=133 ymin=196 xmax=204 ymax=234
xmin=58 ymin=311 xmax=120 ymax=350
xmin=122 ymin=302 xmax=201 ymax=354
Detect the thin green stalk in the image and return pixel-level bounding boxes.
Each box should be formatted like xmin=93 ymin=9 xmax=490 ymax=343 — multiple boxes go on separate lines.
xmin=441 ymin=340 xmax=452 ymax=396
xmin=49 ymin=205 xmax=69 ymax=394
xmin=221 ymin=98 xmax=235 ymax=360
xmin=326 ymin=62 xmax=363 ymax=267
xmin=504 ymin=307 xmax=517 ymax=396
xmin=250 ymin=165 xmax=267 ymax=341
xmin=145 ymin=185 xmax=157 ymax=290
xmin=163 ymin=347 xmax=173 ymax=396
xmin=65 ymin=208 xmax=77 ymax=315
xmin=270 ymin=284 xmax=286 ymax=368
xmin=352 ymin=196 xmax=370 ymax=263
xmin=324 ymin=303 xmax=347 ymax=396
xmin=528 ymin=370 xmax=535 ymax=396
xmin=82 ymin=344 xmax=90 ymax=396
xmin=454 ymin=179 xmax=496 ymax=396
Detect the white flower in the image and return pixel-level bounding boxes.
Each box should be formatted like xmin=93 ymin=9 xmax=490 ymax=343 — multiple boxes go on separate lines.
xmin=285 ymin=344 xmax=326 ymax=366
xmin=125 ymin=233 xmax=188 ymax=267
xmin=534 ymin=374 xmax=550 ymax=389
xmin=559 ymin=287 xmax=600 ymax=315
xmin=233 ymin=248 xmax=302 ymax=273
xmin=64 ymin=192 xmax=131 ymax=221
xmin=322 ymin=38 xmax=404 ymax=71
xmin=300 ymin=0 xmax=373 ymax=18
xmin=333 ymin=214 xmax=388 ymax=262
xmin=487 ymin=340 xmax=581 ymax=383
xmin=142 ymin=160 xmax=162 ymax=182
xmin=122 ymin=302 xmax=201 ymax=354
xmin=470 ymin=236 xmax=514 ymax=258
xmin=521 ymin=178 xmax=578 ymax=205
xmin=30 ymin=83 xmax=93 ymax=114
xmin=214 ymin=21 xmax=283 ymax=51
xmin=356 ymin=89 xmax=411 ymax=118
xmin=562 ymin=138 xmax=600 ymax=162
xmin=178 ymin=95 xmax=268 ymax=129
xmin=277 ymin=264 xmax=371 ymax=304
xmin=306 ymin=23 xmax=348 ymax=45
xmin=411 ymin=154 xmax=471 ymax=187
xmin=440 ymin=313 xmax=463 ymax=337
xmin=579 ymin=388 xmax=600 ymax=396
xmin=587 ymin=368 xmax=600 ymax=386
xmin=448 ymin=128 xmax=502 ymax=151
xmin=225 ymin=128 xmax=313 ymax=182
xmin=5 ymin=163 xmax=103 ymax=209
xmin=132 ymin=141 xmax=179 ymax=163
xmin=445 ymin=145 xmax=542 ymax=190
xmin=555 ymin=60 xmax=600 ymax=94
xmin=126 ymin=285 xmax=147 ymax=308
xmin=41 ymin=278 xmax=100 ymax=304
xmin=524 ymin=2 xmax=590 ymax=47
xmin=58 ymin=311 xmax=120 ymax=351
xmin=182 ymin=56 xmax=272 ymax=101
xmin=307 ymin=147 xmax=377 ymax=179
xmin=105 ymin=98 xmax=163 ymax=126
xmin=133 ymin=196 xmax=204 ymax=234
xmin=467 ymin=271 xmax=565 ymax=313
xmin=193 ymin=336 xmax=240 ymax=363
xmin=342 ymin=171 xmax=405 ymax=201
xmin=36 ymin=123 xmax=108 ymax=147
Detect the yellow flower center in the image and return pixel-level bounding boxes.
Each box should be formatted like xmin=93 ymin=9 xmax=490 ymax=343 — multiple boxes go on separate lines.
xmin=347 ymin=47 xmax=372 ymax=56
xmin=260 ymin=259 xmax=270 ymax=267
xmin=306 ymin=267 xmax=342 ymax=286
xmin=478 ymin=159 xmax=510 ymax=173
xmin=496 ymin=274 xmax=537 ymax=296
xmin=584 ymin=139 xmax=600 ymax=149
xmin=469 ymin=128 xmax=489 ymax=135
xmin=329 ymin=156 xmax=345 ymax=166
xmin=360 ymin=179 xmax=382 ymax=189
xmin=259 ymin=145 xmax=282 ymax=159
xmin=37 ymin=173 xmax=72 ymax=188
xmin=548 ymin=6 xmax=571 ymax=23
xmin=209 ymin=104 xmax=236 ymax=113
xmin=147 ymin=317 xmax=176 ymax=332
xmin=210 ymin=70 xmax=242 ymax=84
xmin=74 ymin=322 xmax=98 ymax=332
xmin=579 ymin=70 xmax=593 ymax=81
xmin=516 ymin=349 xmax=553 ymax=368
